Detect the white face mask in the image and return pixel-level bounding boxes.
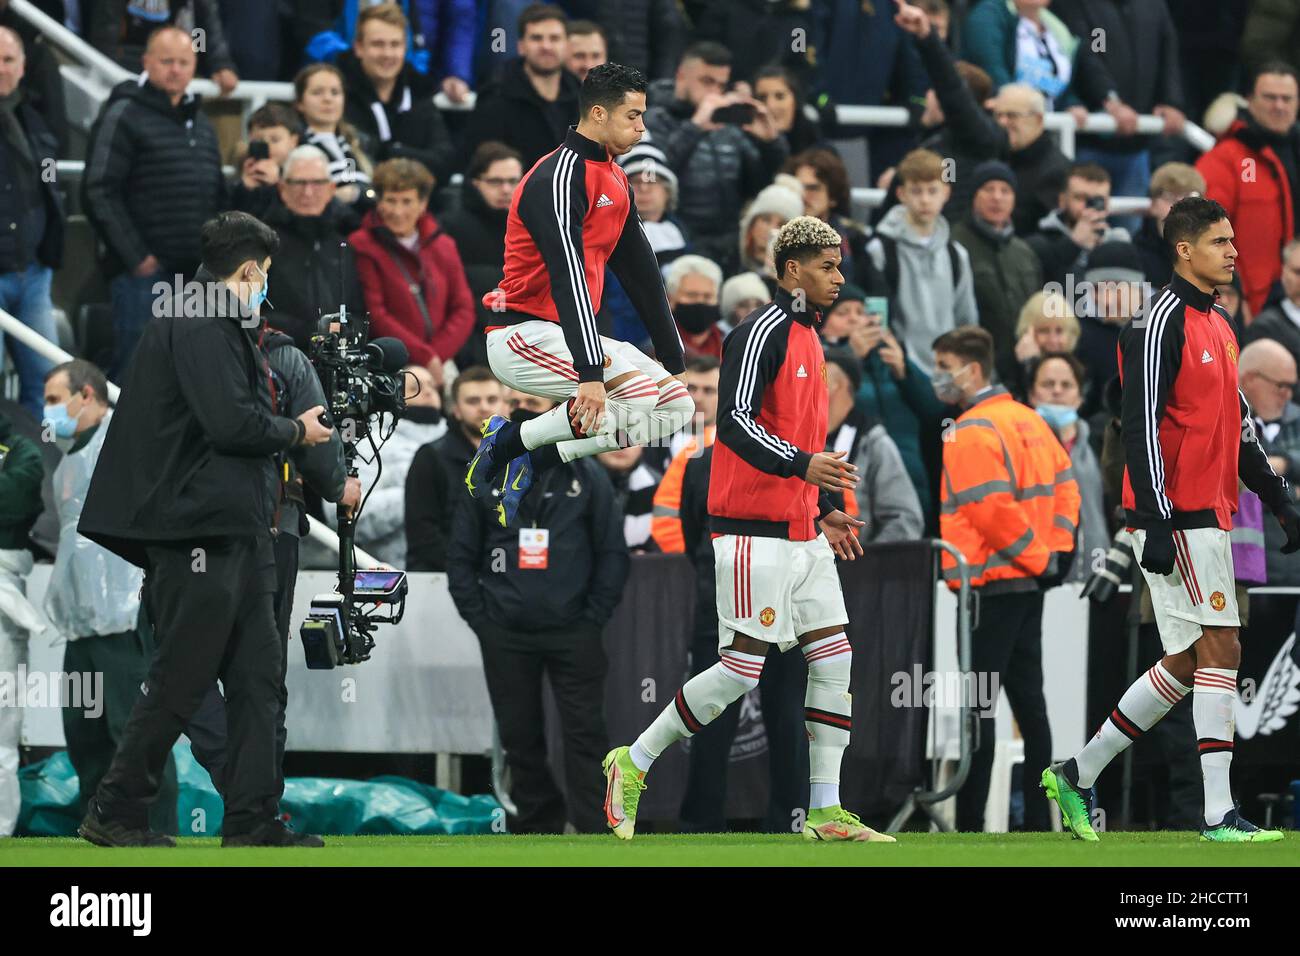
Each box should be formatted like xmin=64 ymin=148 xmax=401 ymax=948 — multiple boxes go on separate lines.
xmin=931 ymin=363 xmax=971 ymax=404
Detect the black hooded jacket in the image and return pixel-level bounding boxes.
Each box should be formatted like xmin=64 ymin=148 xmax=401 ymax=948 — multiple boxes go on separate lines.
xmin=338 ymin=50 xmax=458 ymax=187
xmin=458 ymin=57 xmax=581 ymax=171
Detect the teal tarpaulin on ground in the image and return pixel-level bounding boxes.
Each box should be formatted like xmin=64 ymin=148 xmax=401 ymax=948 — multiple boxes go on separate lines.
xmin=18 ymin=745 xmax=501 ymax=836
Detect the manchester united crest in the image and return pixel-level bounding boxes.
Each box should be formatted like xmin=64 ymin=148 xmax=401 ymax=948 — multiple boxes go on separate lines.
xmin=1226 ymin=341 xmax=1238 ymax=365
xmin=1210 ymin=591 xmax=1226 ymax=612
xmin=760 ymin=607 xmax=776 ymax=627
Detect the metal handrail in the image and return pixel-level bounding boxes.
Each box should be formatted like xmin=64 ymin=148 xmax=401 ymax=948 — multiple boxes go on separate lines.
xmin=0 ymin=306 xmax=375 ymax=564
xmin=886 ymin=538 xmax=974 ymax=833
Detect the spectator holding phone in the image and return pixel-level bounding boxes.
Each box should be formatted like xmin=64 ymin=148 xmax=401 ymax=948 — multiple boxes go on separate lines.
xmin=231 ymin=104 xmax=303 ymax=219
xmin=818 ymin=283 xmax=946 ymax=528
xmin=644 ymin=42 xmax=788 ymax=271
xmin=1026 ymin=162 xmax=1130 ymax=290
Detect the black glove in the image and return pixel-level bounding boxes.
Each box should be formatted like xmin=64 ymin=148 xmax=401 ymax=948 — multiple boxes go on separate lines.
xmin=1276 ymin=502 xmax=1300 ymax=554
xmin=1139 ymin=523 xmax=1176 ymax=576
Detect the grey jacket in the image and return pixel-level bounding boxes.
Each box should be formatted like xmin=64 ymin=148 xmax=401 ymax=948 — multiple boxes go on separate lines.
xmin=265 ymin=332 xmax=347 ymax=538
xmin=1060 ymin=417 xmax=1108 ymax=584
xmin=834 ymin=409 xmax=925 ymax=543
xmin=643 ymin=78 xmax=789 ymax=267
xmin=867 ymin=204 xmax=978 ymax=377
xmin=1255 ymin=401 xmax=1300 ymax=586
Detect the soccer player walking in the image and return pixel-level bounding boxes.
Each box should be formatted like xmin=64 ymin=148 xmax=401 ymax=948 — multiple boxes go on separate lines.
xmin=463 ymin=63 xmax=693 ymax=526
xmin=603 ymin=217 xmax=892 ymax=843
xmin=1043 ymin=197 xmax=1300 ymax=842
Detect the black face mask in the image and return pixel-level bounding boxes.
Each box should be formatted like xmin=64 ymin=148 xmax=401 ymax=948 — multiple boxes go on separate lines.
xmin=510 ymin=408 xmax=541 ymax=425
xmin=403 ymin=405 xmax=443 ymax=426
xmin=674 ymin=303 xmax=721 ymax=335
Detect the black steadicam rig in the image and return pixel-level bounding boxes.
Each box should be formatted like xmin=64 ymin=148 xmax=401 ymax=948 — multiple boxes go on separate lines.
xmin=299 ymin=297 xmax=410 ymax=668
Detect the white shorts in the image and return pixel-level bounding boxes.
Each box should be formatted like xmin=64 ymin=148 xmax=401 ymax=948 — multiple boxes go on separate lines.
xmin=485 ymin=320 xmax=670 ymax=400
xmin=1132 ymin=527 xmax=1239 ymax=655
xmin=712 ymin=534 xmax=849 ymax=653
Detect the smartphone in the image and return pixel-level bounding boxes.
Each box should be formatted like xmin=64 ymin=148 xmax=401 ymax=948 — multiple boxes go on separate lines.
xmin=248 ymin=139 xmax=270 ymax=161
xmin=711 ymin=103 xmax=757 ymax=126
xmin=864 ymin=296 xmax=889 ymax=330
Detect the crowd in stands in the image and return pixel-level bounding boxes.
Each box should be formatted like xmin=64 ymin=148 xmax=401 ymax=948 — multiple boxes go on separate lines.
xmin=2 ymin=0 xmax=1300 ymax=581
xmin=6 ymin=0 xmax=1300 ymax=836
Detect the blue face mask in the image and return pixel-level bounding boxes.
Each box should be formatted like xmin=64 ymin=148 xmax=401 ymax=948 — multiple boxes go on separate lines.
xmin=43 ymin=396 xmax=80 ymax=439
xmin=1037 ymin=403 xmax=1079 ymax=430
xmin=246 ymin=262 xmax=269 ymax=313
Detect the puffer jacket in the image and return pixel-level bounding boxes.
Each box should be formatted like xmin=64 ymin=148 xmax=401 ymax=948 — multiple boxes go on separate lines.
xmin=82 ymin=76 xmax=224 ymax=278
xmin=643 ymin=77 xmax=789 ymax=265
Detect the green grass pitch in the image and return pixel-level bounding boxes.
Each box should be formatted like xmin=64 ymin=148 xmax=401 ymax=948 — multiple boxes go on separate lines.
xmin=2 ymin=832 xmax=1297 ymax=866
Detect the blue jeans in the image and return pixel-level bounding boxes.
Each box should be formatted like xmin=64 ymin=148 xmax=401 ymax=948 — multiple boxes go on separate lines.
xmin=1075 ymin=145 xmax=1151 ymax=237
xmin=0 ymin=264 xmax=56 ymax=418
xmin=110 ymin=268 xmax=165 ymax=382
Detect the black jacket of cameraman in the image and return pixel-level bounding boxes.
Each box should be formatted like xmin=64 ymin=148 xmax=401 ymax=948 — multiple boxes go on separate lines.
xmin=446 ymin=459 xmax=630 ymax=632
xmin=262 ymin=329 xmax=347 ymax=536
xmin=261 ymin=199 xmax=366 ymax=352
xmin=79 ymin=268 xmax=305 ymax=568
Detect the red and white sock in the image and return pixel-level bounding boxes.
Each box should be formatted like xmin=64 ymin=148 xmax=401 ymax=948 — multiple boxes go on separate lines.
xmin=628 ymin=648 xmax=765 ymax=773
xmin=1074 ymin=662 xmax=1190 ymax=788
xmin=803 ymin=633 xmax=853 ymax=809
xmin=1193 ymin=667 xmax=1238 ymax=826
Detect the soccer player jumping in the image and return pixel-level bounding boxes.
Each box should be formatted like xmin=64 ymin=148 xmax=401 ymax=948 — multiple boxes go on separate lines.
xmin=603 ymin=217 xmax=893 ymax=843
xmin=463 ymin=63 xmax=692 ymax=526
xmin=1043 ymin=197 xmax=1300 ymax=843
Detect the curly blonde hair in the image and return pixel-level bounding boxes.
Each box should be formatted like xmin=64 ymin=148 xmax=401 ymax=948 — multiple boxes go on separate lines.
xmin=772 ymin=215 xmax=842 ymax=279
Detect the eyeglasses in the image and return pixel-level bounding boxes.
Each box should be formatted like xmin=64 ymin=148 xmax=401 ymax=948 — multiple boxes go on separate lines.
xmin=1255 ymin=372 xmax=1298 ymax=392
xmin=992 ymin=110 xmax=1034 ymax=122
xmin=477 ymin=177 xmax=520 ymax=189
xmin=284 ymin=178 xmax=333 ymax=189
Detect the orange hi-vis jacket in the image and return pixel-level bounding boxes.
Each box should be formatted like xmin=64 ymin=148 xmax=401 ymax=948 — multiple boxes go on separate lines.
xmin=940 ymin=387 xmax=1081 ymax=591
xmin=651 ymin=425 xmax=716 ymax=553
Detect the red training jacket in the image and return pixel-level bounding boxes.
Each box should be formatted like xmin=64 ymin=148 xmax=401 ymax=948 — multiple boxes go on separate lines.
xmin=709 ymin=287 xmax=835 ymax=541
xmin=490 ymin=125 xmax=684 ymax=382
xmin=350 ymin=209 xmax=476 ymax=366
xmin=1119 ymin=272 xmax=1289 ymax=531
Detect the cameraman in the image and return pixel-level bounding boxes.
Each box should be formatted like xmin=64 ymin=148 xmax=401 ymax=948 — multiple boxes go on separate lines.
xmin=77 ymin=211 xmax=333 ymax=848
xmin=182 ymin=323 xmax=362 ymax=822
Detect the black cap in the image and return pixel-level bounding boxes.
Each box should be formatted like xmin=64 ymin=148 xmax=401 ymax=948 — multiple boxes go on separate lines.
xmin=824 ymin=345 xmax=863 ymax=394
xmin=970 ymin=160 xmax=1017 ymax=195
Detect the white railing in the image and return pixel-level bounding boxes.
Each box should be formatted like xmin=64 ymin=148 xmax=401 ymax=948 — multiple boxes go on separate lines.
xmin=0 ymin=305 xmax=375 ymax=564
xmin=835 ymin=103 xmax=1215 ymax=159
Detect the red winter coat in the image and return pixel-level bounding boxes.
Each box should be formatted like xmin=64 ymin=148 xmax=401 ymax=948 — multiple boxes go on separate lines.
xmin=1195 ymin=118 xmax=1296 ymax=315
xmin=349 ymin=209 xmax=475 ymax=366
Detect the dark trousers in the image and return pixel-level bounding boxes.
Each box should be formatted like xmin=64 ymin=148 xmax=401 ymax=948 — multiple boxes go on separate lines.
xmin=956 ymin=589 xmax=1053 ymax=832
xmin=62 ymin=629 xmax=178 ymax=834
xmin=184 ymin=532 xmax=299 ymax=799
xmin=476 ymin=618 xmax=609 ymax=834
xmin=679 ymin=622 xmax=810 ymax=832
xmin=94 ymin=536 xmax=282 ymax=836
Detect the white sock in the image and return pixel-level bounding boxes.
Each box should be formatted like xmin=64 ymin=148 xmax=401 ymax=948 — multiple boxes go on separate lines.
xmin=555 ymin=378 xmax=694 ymax=463
xmin=810 ymin=783 xmax=839 ymax=810
xmin=803 ymin=634 xmax=852 ymax=805
xmin=1074 ymin=662 xmax=1190 ymax=788
xmin=630 ymin=648 xmax=764 ymax=772
xmin=519 ymin=374 xmax=662 ymax=451
xmin=1193 ymin=667 xmax=1237 ymax=826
